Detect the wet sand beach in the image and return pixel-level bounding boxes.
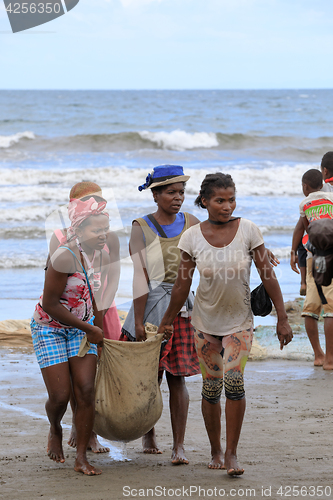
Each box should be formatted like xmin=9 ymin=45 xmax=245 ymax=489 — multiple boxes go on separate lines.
xmin=0 ymin=343 xmax=333 ymax=500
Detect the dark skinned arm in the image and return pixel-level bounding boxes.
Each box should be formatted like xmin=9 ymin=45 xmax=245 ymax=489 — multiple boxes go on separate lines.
xmin=43 ymin=249 xmax=103 ymax=347
xmin=252 ymin=244 xmax=293 ymax=350
xmin=158 ymin=251 xmax=196 ymax=337
xmin=290 ymin=216 xmax=305 ymax=274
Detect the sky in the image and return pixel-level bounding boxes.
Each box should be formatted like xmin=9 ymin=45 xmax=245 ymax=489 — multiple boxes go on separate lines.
xmin=0 ymin=0 xmax=333 ymax=89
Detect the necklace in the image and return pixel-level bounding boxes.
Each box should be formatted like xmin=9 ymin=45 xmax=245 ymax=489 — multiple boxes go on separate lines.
xmin=76 ymin=239 xmax=96 ymax=268
xmin=208 ymin=217 xmax=240 ymax=225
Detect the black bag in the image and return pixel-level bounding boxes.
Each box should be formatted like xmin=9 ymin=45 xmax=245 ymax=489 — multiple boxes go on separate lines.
xmin=307 ymin=219 xmax=333 ymax=287
xmin=251 ymin=283 xmax=272 ymax=316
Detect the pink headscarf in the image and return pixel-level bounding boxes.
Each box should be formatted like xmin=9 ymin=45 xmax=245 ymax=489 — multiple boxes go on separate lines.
xmin=65 ymin=197 xmax=109 ymax=242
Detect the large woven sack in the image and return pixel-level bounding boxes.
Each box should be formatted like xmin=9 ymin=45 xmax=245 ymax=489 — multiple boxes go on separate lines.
xmin=92 ymin=330 xmax=163 ymax=442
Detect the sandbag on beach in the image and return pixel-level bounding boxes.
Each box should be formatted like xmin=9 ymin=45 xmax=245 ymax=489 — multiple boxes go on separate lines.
xmin=89 ymin=327 xmax=164 ymax=442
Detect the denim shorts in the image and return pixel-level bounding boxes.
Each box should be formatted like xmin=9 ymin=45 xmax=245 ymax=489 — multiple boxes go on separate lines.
xmin=30 ymin=318 xmax=98 ymax=369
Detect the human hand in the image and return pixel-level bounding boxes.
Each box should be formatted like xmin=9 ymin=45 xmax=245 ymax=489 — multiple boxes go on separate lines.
xmin=85 ymin=324 xmax=104 ymax=348
xmin=135 ymin=324 xmax=147 ymax=342
xmin=267 ymin=249 xmax=280 ymax=267
xmin=157 ymin=324 xmax=174 ymax=340
xmin=276 ymin=318 xmax=293 ymax=350
xmin=290 ymin=251 xmax=300 ymax=274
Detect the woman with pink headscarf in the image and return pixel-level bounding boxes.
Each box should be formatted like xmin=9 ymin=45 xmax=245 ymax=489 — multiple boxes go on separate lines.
xmin=47 ymin=182 xmax=121 ymax=454
xmin=30 ymin=196 xmax=110 ymax=476
xmin=48 ymin=181 xmax=121 ymax=342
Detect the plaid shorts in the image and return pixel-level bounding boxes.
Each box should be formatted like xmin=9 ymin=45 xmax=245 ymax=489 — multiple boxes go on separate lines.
xmin=159 ymin=315 xmax=200 ymax=377
xmin=30 ymin=318 xmax=97 ymax=369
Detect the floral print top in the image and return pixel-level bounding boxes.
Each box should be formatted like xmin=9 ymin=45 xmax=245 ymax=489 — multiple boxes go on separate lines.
xmin=33 ymin=252 xmax=94 ymax=328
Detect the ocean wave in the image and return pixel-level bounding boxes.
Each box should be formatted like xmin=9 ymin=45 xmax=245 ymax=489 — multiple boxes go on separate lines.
xmin=0 ymin=227 xmax=46 ymax=240
xmin=0 ymin=205 xmax=59 ymax=223
xmin=139 ymin=130 xmax=219 ymax=151
xmin=1 ymin=129 xmax=332 ymax=156
xmin=0 ymin=130 xmax=218 ymax=153
xmin=0 ymin=162 xmax=310 ymax=196
xmin=0 ymin=163 xmax=309 ymax=233
xmin=0 ymin=255 xmax=46 ymax=269
xmin=0 ymin=131 xmax=35 ymax=149
xmin=259 ymin=226 xmax=296 ymax=234
xmin=264 ymin=247 xmax=291 ymax=260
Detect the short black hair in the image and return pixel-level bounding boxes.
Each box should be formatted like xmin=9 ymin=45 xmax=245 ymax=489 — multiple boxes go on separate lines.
xmin=302 ymin=169 xmax=323 ymax=190
xmin=195 ymin=173 xmax=235 ymax=209
xmin=321 ymin=152 xmax=333 ymax=176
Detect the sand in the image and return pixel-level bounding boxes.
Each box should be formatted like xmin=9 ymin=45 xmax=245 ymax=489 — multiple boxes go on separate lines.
xmin=1 ymin=343 xmax=333 ymax=500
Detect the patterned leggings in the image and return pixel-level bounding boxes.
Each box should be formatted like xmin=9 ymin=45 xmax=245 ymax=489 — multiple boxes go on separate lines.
xmin=194 ymin=328 xmax=253 ymax=403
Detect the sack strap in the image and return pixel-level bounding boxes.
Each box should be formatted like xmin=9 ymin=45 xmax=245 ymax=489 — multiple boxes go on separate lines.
xmin=315 ymin=282 xmax=328 ymax=305
xmin=147 ymin=214 xmax=168 ymax=238
xmin=58 ymin=246 xmax=94 ymax=304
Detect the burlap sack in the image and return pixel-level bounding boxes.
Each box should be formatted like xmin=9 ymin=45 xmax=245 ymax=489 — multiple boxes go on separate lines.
xmin=78 ymin=324 xmax=163 ymax=442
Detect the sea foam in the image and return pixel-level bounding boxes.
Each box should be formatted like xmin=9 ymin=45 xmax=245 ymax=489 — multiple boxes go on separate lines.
xmin=139 ymin=130 xmax=219 ymax=151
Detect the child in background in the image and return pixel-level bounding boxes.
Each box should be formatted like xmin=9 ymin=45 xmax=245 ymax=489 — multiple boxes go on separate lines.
xmin=321 ymin=151 xmax=333 ymax=192
xmin=291 ymin=153 xmax=333 ymax=291
xmin=291 ymin=168 xmax=333 ymax=369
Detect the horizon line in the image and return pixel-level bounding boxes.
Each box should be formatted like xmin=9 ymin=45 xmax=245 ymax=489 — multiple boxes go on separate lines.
xmin=0 ymin=87 xmax=333 ymax=92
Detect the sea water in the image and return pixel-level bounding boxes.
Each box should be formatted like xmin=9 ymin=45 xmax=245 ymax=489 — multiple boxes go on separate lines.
xmin=1 ymin=89 xmax=332 ymax=359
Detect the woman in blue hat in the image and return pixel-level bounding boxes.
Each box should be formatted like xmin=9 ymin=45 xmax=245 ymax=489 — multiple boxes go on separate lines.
xmin=121 ymin=165 xmax=200 ymax=465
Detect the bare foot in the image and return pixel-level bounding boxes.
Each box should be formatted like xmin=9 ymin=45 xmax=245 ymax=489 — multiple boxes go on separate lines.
xmin=171 ymin=446 xmax=189 ymax=465
xmin=47 ymin=427 xmax=65 ymax=463
xmin=68 ymin=427 xmax=108 ymax=453
xmin=208 ymin=451 xmax=225 ymax=469
xmin=74 ymin=457 xmax=102 ymax=476
xmin=225 ymin=451 xmax=244 ymax=476
xmin=142 ymin=429 xmax=162 ymax=454
xmin=314 ymin=356 xmax=325 ymax=367
xmin=323 ymin=361 xmax=333 ymax=370
xmin=68 ymin=425 xmax=77 ymax=449
xmin=300 ymin=284 xmax=306 ymax=296
xmin=88 ymin=432 xmax=110 ymax=453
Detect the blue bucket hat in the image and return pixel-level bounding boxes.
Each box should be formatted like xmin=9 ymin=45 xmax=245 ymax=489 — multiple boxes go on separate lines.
xmin=138 ymin=165 xmax=190 ymax=191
